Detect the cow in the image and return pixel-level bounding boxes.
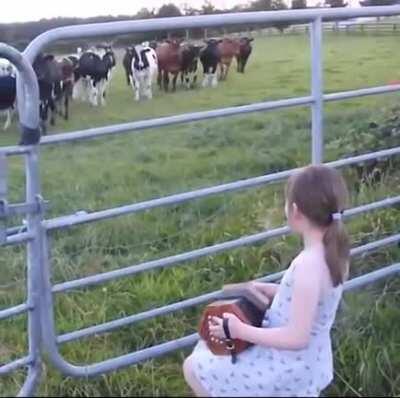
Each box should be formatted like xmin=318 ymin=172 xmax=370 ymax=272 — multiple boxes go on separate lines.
xmin=180 ymin=44 xmax=202 ymax=89
xmin=123 ymin=42 xmax=158 ymax=88
xmin=217 ymin=38 xmax=240 ymax=81
xmin=0 ymin=59 xmax=16 ymax=130
xmin=123 ymin=47 xmax=135 ymax=86
xmin=33 ymin=53 xmax=74 ymax=133
xmin=130 ymin=44 xmax=158 ymax=101
xmin=156 ymin=38 xmax=183 ymax=92
xmin=199 ymin=39 xmax=221 ymax=88
xmin=236 ymin=37 xmax=254 ymax=74
xmin=73 ymin=45 xmax=116 ymax=106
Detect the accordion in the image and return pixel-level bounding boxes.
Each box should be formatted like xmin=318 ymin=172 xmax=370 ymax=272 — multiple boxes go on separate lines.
xmin=198 ymin=282 xmax=270 ymax=363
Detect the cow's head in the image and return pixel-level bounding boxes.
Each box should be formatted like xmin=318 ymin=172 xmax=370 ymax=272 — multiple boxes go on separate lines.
xmin=204 ymin=38 xmax=223 ymax=47
xmin=149 ymin=40 xmax=158 ymax=50
xmin=103 ymin=46 xmax=116 ymax=68
xmin=165 ymin=37 xmax=183 ymax=49
xmin=240 ymin=37 xmax=254 ymax=45
xmin=0 ymin=58 xmax=14 ymax=77
xmin=191 ymin=45 xmax=203 ymax=57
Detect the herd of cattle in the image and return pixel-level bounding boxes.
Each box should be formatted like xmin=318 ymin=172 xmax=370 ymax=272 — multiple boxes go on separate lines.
xmin=0 ymin=36 xmax=254 ymax=133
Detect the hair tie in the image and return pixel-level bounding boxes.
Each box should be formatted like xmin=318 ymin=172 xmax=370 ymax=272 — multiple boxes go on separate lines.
xmin=332 ymin=212 xmax=343 ymax=221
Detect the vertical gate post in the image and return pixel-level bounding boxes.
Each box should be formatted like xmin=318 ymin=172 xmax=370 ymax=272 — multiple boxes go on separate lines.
xmin=23 ymin=147 xmax=44 ymax=397
xmin=310 ymin=17 xmax=324 ymax=164
xmin=0 ymin=43 xmax=42 ymax=396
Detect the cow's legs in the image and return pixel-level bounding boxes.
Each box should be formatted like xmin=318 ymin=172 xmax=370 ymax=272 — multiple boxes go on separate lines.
xmin=202 ymin=73 xmax=209 ymax=88
xmin=145 ymin=76 xmax=152 ymax=100
xmin=99 ymin=80 xmax=107 ymax=106
xmin=90 ymin=80 xmax=98 ymax=106
xmin=172 ymin=72 xmax=178 ymax=92
xmin=3 ymin=110 xmax=11 ymax=130
xmin=133 ymin=76 xmax=141 ymax=101
xmin=163 ymin=71 xmax=170 ymax=92
xmin=157 ymin=70 xmax=163 ymax=90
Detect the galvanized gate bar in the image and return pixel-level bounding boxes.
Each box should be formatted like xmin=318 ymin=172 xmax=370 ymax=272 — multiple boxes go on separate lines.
xmin=310 ymin=16 xmax=324 ymax=164
xmin=36 ymin=82 xmax=400 ymax=147
xmin=42 ymin=261 xmax=400 ymax=378
xmin=0 ymin=44 xmax=41 ymax=396
xmin=0 ymin=303 xmax=30 ymax=321
xmin=50 ymin=195 xmax=400 ymax=294
xmin=18 ymin=361 xmax=42 ymax=398
xmin=44 ymin=146 xmax=400 ymax=231
xmin=40 ymin=96 xmax=314 ymax=146
xmin=23 ymin=6 xmax=400 ymax=63
xmin=23 ymin=148 xmax=44 ymax=397
xmin=324 ymin=84 xmax=400 ymax=101
xmin=4 ymin=232 xmax=34 ymax=245
xmin=0 ymin=44 xmax=40 ymax=145
xmin=0 ymin=154 xmax=7 ymax=245
xmin=0 ymin=146 xmax=32 ymax=157
xmin=57 ymin=233 xmax=400 ymax=345
xmin=0 ymin=356 xmax=33 ymax=376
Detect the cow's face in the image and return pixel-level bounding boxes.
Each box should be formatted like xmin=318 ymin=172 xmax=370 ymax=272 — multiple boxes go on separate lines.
xmin=0 ymin=59 xmax=14 ymax=77
xmin=104 ymin=47 xmax=116 ymax=67
xmin=240 ymin=37 xmax=254 ymax=45
xmin=204 ymin=39 xmax=222 ymax=48
xmin=190 ymin=45 xmax=202 ymax=58
xmin=166 ymin=38 xmax=183 ymax=49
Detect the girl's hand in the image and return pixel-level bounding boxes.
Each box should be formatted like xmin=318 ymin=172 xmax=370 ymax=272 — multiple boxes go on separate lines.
xmin=208 ymin=313 xmax=243 ymax=340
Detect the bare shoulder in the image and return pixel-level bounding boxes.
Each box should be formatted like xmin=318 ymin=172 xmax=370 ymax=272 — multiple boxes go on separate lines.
xmin=291 ymin=250 xmax=324 ymax=284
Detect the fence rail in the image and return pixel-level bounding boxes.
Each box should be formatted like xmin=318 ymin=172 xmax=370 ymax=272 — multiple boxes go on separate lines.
xmin=1 ymin=5 xmax=400 ymax=396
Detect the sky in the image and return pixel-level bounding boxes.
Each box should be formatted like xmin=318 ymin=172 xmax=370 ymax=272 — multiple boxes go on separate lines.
xmin=0 ymin=0 xmax=361 ymax=24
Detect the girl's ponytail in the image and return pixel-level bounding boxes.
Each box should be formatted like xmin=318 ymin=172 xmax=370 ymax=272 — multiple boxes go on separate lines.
xmin=323 ymin=214 xmax=350 ymax=286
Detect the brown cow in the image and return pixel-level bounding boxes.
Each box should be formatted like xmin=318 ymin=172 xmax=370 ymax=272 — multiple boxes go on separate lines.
xmin=236 ymin=37 xmax=254 ymax=74
xmin=156 ymin=38 xmax=183 ymax=92
xmin=217 ymin=38 xmax=240 ymax=81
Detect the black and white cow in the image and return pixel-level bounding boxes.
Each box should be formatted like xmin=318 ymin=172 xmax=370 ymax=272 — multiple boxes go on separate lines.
xmin=73 ymin=46 xmax=116 ymax=106
xmin=130 ymin=44 xmax=158 ymax=101
xmin=199 ymin=39 xmax=222 ymax=88
xmin=0 ymin=59 xmax=16 ymax=130
xmin=180 ymin=44 xmax=202 ymax=89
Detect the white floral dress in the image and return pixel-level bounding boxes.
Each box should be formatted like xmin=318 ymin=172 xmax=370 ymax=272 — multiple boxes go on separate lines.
xmin=190 ymin=262 xmax=343 ymax=397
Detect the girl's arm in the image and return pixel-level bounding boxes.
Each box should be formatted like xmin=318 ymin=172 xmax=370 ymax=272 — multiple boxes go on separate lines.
xmin=210 ymin=255 xmax=321 ymax=350
xmin=251 ymin=281 xmax=279 ymax=300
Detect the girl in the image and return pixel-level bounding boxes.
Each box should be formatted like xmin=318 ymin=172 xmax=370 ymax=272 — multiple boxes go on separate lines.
xmin=183 ymin=165 xmax=350 ymax=397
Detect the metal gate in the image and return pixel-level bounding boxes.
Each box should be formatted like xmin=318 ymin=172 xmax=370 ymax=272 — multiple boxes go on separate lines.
xmin=1 ymin=6 xmax=400 ymax=396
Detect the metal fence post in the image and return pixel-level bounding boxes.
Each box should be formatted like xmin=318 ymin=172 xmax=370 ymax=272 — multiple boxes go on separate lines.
xmin=21 ymin=147 xmax=44 ymax=397
xmin=310 ymin=16 xmax=324 ymax=164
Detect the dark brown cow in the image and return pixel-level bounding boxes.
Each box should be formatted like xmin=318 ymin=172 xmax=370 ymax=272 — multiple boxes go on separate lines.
xmin=156 ymin=38 xmax=183 ymax=92
xmin=236 ymin=37 xmax=254 ymax=74
xmin=217 ymin=38 xmax=240 ymax=81
xmin=33 ymin=54 xmax=74 ymax=133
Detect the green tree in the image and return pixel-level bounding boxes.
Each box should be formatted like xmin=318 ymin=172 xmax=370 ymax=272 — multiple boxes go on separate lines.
xmin=157 ymin=3 xmax=182 ymax=18
xmin=325 ymin=0 xmax=347 ymax=6
xmin=292 ymin=0 xmax=308 ymax=8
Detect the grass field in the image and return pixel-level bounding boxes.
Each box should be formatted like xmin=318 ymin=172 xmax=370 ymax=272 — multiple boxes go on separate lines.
xmin=1 ymin=32 xmax=400 ymax=396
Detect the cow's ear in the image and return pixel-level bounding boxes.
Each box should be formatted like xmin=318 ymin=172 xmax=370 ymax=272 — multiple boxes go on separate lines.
xmin=249 ymin=38 xmax=254 ymax=42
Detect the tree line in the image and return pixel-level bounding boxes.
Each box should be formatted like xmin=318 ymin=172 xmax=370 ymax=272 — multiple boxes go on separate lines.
xmin=0 ymin=0 xmax=398 ymax=52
